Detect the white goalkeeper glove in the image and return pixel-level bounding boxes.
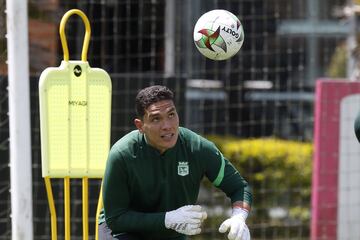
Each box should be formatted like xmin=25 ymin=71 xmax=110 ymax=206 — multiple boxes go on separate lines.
xmin=165 ymin=205 xmax=207 ymax=235
xmin=219 ymin=208 xmax=250 ymax=240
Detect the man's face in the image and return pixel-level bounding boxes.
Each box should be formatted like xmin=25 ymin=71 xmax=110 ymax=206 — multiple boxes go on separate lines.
xmin=135 ymin=100 xmax=179 ymax=153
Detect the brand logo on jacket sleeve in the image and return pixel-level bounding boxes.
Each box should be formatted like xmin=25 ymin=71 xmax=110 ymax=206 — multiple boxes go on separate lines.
xmin=178 ymin=162 xmax=189 ymax=176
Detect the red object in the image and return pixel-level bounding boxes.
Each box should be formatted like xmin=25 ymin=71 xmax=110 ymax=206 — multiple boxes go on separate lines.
xmin=311 ymin=79 xmax=360 ymax=240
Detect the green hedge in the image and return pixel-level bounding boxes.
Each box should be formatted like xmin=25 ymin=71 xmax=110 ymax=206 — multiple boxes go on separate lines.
xmin=209 ymin=136 xmax=312 ymax=188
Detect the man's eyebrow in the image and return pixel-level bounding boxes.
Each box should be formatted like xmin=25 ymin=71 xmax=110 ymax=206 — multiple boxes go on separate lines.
xmin=167 ymin=107 xmax=176 ymax=113
xmin=148 ymin=112 xmax=160 ymax=118
xmin=147 ymin=106 xmax=175 ymax=118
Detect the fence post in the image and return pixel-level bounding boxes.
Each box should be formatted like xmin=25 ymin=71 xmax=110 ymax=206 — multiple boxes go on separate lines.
xmin=6 ymin=0 xmax=33 ymax=239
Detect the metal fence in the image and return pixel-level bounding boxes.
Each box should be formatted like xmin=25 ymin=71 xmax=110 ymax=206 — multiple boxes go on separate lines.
xmin=1 ymin=0 xmax=350 ymax=239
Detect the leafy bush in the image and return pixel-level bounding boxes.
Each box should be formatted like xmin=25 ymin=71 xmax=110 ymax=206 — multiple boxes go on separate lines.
xmin=210 ymin=137 xmax=312 ymax=188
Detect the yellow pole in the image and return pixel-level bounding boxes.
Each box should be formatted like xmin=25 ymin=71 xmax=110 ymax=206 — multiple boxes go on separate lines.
xmin=64 ymin=177 xmax=71 ymax=240
xmin=44 ymin=177 xmax=57 ymax=240
xmin=59 ymin=9 xmax=91 ymax=61
xmin=95 ymin=183 xmax=103 ymax=240
xmin=82 ymin=177 xmax=89 ymax=240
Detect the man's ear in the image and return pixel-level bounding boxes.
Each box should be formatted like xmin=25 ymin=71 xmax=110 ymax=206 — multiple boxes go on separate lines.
xmin=134 ymin=118 xmax=144 ymax=133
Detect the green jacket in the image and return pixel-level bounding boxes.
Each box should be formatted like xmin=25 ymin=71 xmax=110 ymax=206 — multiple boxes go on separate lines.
xmin=101 ymin=127 xmax=252 ymax=239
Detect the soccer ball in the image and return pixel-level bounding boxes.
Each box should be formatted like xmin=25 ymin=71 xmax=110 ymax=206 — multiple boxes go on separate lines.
xmin=193 ymin=9 xmax=244 ymax=61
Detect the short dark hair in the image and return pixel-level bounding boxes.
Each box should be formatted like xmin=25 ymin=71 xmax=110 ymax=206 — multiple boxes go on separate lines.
xmin=135 ymin=85 xmax=174 ymax=117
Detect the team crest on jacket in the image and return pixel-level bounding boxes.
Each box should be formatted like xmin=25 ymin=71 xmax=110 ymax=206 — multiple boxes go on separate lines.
xmin=178 ymin=162 xmax=189 ymax=176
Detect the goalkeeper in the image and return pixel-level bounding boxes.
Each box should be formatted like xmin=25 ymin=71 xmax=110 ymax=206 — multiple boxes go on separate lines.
xmin=99 ymin=85 xmax=253 ymax=240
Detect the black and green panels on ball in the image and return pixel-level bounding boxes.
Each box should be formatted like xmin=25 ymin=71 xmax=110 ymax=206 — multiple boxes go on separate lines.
xmin=355 ymin=110 xmax=360 ymax=142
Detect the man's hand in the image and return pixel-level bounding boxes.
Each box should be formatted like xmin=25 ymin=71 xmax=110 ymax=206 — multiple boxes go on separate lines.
xmin=219 ymin=208 xmax=250 ymax=240
xmin=165 ymin=205 xmax=207 ymax=235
